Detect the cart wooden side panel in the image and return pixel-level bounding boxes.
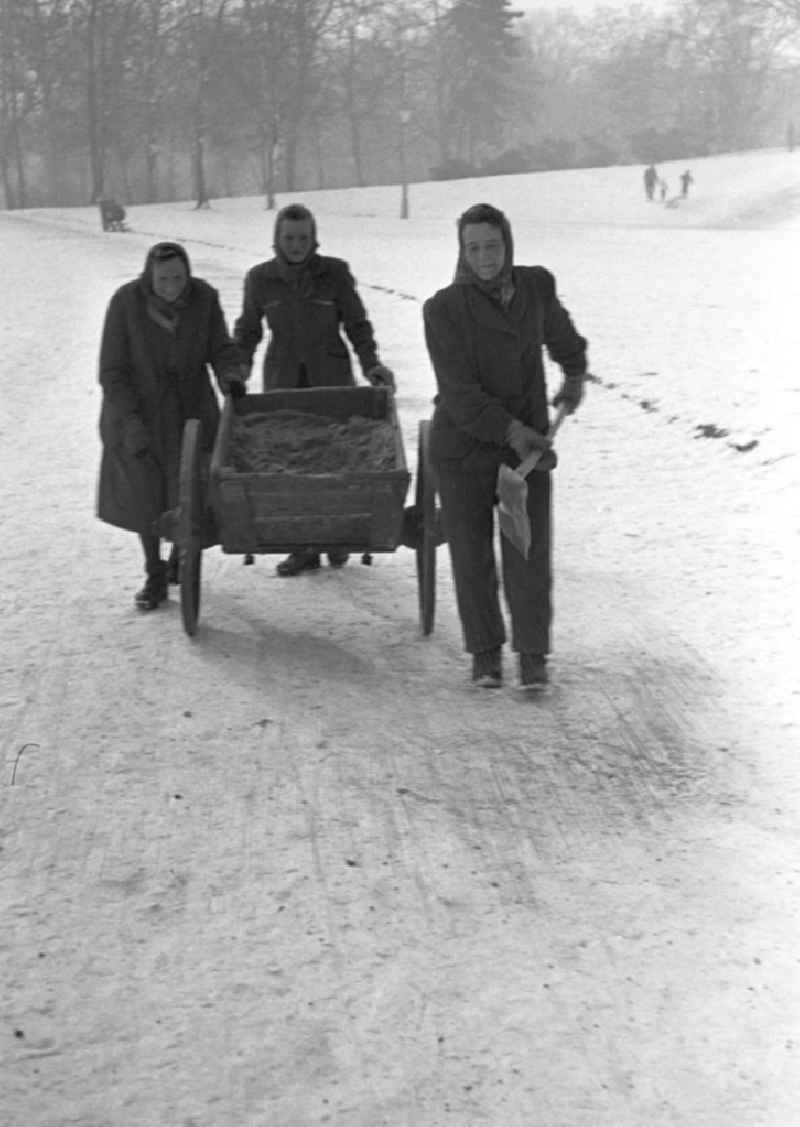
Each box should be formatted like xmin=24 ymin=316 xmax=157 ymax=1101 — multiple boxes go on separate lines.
xmin=209 ymin=387 xmax=410 ymax=555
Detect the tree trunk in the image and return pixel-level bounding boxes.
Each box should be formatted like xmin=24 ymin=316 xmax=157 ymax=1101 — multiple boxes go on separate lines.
xmin=0 ymin=148 xmax=16 ymax=209
xmin=283 ymin=127 xmax=298 ymax=192
xmin=310 ymin=116 xmax=324 ymax=189
xmin=191 ymin=0 xmax=229 ymax=208
xmin=193 ymin=128 xmax=209 ymax=208
xmin=11 ymin=115 xmax=26 ymax=207
xmin=87 ymin=0 xmax=105 ymax=202
xmin=166 ymin=137 xmax=177 ymax=200
xmin=345 ymin=27 xmax=365 ymax=187
xmin=431 ymin=0 xmax=450 ymax=167
xmin=118 ymin=149 xmax=132 ymax=201
xmin=145 ymin=136 xmax=158 ymax=203
xmin=45 ymin=129 xmax=59 ymax=206
xmin=265 ymin=119 xmax=278 ymax=209
xmin=261 ymin=144 xmax=276 ymax=210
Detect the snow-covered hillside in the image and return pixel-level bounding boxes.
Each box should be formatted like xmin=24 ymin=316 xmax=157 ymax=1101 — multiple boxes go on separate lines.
xmin=1 ymin=147 xmax=798 ymax=1126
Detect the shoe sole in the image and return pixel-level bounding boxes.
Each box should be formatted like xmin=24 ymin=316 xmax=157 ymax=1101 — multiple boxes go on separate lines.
xmin=472 ymin=675 xmax=503 ymax=689
xmin=515 ymin=681 xmax=549 ymax=695
xmin=135 ymin=595 xmax=168 ymax=611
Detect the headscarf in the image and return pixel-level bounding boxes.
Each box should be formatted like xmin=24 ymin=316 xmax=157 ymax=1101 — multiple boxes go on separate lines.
xmin=453 ymin=202 xmax=515 ymax=310
xmin=272 ymin=203 xmax=319 ymax=283
xmin=141 ymin=242 xmax=192 ymax=333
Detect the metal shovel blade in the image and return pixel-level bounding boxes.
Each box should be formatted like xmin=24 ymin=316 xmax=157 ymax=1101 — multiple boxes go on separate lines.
xmin=497 ymin=405 xmax=567 ymax=558
xmin=497 ymin=460 xmax=535 ymax=558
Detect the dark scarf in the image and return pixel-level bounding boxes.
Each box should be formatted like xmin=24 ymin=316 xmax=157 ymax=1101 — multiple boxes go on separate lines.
xmin=144 ymin=288 xmax=189 ymax=333
xmin=453 ymin=213 xmax=516 ymax=310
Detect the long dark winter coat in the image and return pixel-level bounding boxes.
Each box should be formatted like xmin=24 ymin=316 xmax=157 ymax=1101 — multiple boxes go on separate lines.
xmin=423 ymin=266 xmax=587 ymax=469
xmin=97 ymin=258 xmax=240 ymax=535
xmin=234 ymin=255 xmax=379 ymax=389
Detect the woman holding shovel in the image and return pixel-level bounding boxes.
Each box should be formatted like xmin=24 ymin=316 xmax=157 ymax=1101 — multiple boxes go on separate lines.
xmin=423 ymin=203 xmax=588 ymax=690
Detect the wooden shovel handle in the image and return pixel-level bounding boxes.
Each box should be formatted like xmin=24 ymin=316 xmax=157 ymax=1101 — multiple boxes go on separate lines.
xmin=515 ymin=404 xmax=569 ymax=478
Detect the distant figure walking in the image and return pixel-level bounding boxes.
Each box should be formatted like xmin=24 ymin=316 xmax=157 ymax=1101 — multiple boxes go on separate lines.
xmin=658 ymin=178 xmax=668 ymax=202
xmin=787 ymin=121 xmax=796 ymax=152
xmin=679 ymin=169 xmax=694 ymax=198
xmin=643 ymin=165 xmax=657 ymax=201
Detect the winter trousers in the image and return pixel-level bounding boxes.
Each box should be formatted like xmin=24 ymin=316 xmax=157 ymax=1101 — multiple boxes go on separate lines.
xmin=140 ymin=534 xmax=177 ymax=578
xmin=435 ymin=457 xmax=552 ymax=656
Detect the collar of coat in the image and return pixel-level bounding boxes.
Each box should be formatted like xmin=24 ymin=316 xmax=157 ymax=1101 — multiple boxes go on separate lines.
xmin=265 ymin=252 xmax=325 ymax=283
xmin=458 ymin=270 xmax=531 ymax=335
xmin=139 ymin=276 xmax=192 ymax=333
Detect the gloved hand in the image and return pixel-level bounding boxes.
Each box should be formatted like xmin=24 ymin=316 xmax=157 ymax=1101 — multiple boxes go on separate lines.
xmin=122 ymin=416 xmax=150 ymax=458
xmin=553 ymin=374 xmax=585 ymax=415
xmin=506 ymin=419 xmax=551 ymax=461
xmin=220 ymin=370 xmax=247 ymax=399
xmin=366 ymin=362 xmax=396 ymax=389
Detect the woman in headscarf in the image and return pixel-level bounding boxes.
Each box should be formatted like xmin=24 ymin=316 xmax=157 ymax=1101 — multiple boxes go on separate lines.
xmin=97 ymin=241 xmax=245 ymax=610
xmin=423 ymin=203 xmax=589 ymax=690
xmin=234 ymin=202 xmax=396 ymax=576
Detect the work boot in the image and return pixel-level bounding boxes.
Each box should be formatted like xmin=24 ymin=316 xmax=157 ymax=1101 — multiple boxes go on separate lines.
xmin=327 ymin=550 xmax=350 ymax=568
xmin=471 ymin=647 xmax=502 ymax=688
xmin=134 ymin=565 xmax=168 ymax=611
xmin=519 ymin=652 xmax=548 ymax=690
xmin=276 ymin=550 xmax=321 ymax=577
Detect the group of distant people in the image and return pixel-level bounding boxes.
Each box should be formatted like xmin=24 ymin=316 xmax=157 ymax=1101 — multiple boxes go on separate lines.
xmin=643 ymin=164 xmax=693 ymax=202
xmin=95 ymin=201 xmax=589 ymax=691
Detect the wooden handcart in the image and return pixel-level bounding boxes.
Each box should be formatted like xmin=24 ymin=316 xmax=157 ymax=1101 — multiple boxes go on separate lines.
xmin=171 ymin=386 xmax=442 ymax=637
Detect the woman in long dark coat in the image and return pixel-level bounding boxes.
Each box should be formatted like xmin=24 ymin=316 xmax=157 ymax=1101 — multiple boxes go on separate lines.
xmin=423 ymin=203 xmax=588 ymax=690
xmin=97 ymin=242 xmax=244 ymax=610
xmin=234 ymin=202 xmax=395 ymax=576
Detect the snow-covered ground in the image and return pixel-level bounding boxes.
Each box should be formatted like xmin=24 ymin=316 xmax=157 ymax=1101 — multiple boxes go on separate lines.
xmin=1 ymin=147 xmax=798 ymax=1125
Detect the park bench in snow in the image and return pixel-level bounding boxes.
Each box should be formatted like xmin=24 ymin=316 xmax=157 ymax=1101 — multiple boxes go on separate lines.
xmin=98 ymin=199 xmax=128 ymax=232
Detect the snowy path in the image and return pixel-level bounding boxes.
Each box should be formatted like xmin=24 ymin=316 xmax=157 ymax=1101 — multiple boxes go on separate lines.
xmin=1 ymin=186 xmax=798 ymax=1126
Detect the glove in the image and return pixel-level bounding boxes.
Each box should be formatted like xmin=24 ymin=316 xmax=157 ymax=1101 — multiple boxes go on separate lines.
xmin=506 ymin=419 xmax=551 ymax=461
xmin=220 ymin=370 xmax=247 ymax=399
xmin=122 ymin=416 xmax=150 ymax=458
xmin=366 ymin=362 xmax=396 ymax=389
xmin=553 ymin=374 xmax=585 ymax=415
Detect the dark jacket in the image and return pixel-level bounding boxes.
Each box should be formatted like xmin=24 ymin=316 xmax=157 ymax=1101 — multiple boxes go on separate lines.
xmin=97 ymin=276 xmax=240 ymax=534
xmin=423 ymin=266 xmax=587 ymax=465
xmin=234 ymin=254 xmax=379 ymax=389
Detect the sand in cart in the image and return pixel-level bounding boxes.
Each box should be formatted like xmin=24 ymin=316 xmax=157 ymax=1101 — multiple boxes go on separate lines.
xmin=227 ymin=408 xmax=398 ymax=474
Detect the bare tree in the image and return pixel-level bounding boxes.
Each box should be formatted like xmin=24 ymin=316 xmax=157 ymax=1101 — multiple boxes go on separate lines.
xmin=171 ymin=0 xmax=230 ymax=208
xmin=26 ymin=1 xmax=74 ymax=205
xmin=80 ymin=0 xmax=141 ymax=202
xmin=0 ymin=0 xmax=36 ymax=207
xmin=663 ymin=0 xmax=787 ymax=153
xmin=329 ymin=0 xmax=393 ymax=187
xmin=239 ymin=0 xmax=292 ymax=208
xmin=282 ymin=0 xmax=336 ymax=191
xmin=134 ymin=0 xmax=178 ymax=202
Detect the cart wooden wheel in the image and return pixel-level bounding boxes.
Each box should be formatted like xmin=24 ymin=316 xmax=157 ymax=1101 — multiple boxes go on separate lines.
xmin=178 ymin=418 xmax=203 ymax=637
xmin=415 ymin=419 xmax=437 ymax=635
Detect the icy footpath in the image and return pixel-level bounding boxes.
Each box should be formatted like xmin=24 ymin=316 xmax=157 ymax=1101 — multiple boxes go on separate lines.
xmin=1 ymin=172 xmax=799 ymax=1125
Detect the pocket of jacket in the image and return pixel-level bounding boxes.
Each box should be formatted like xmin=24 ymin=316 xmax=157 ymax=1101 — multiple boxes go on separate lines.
xmin=310 ymin=298 xmax=338 ymax=333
